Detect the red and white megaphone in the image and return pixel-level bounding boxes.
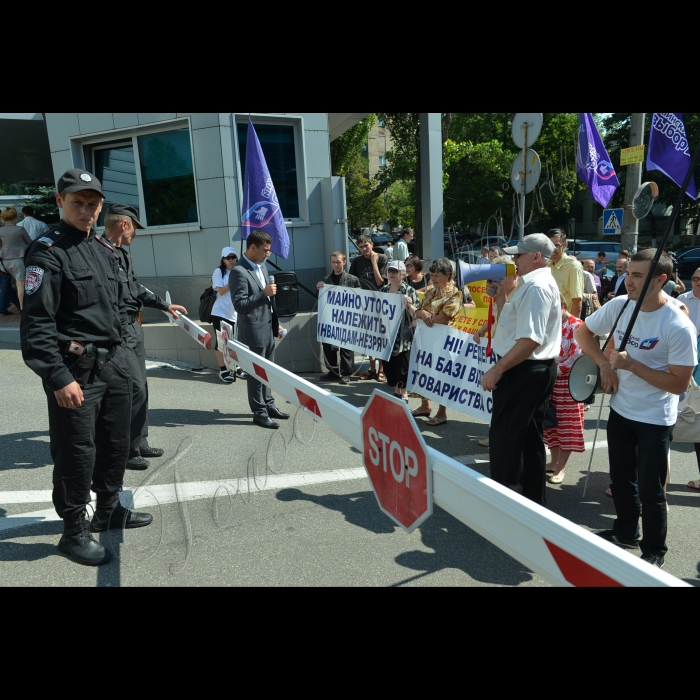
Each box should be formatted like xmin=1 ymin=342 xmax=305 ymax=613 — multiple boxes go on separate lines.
xmin=455 ymin=261 xmax=516 ymax=294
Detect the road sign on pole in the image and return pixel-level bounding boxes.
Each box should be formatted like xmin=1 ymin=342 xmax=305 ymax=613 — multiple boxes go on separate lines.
xmin=603 ymin=208 xmax=624 ymax=235
xmin=361 ymin=390 xmax=431 ymax=533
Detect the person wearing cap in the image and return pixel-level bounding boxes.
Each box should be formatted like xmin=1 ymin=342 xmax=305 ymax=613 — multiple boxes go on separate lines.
xmin=482 ymin=233 xmax=562 ymax=507
xmin=103 ymin=202 xmax=188 ymax=469
xmin=317 ymin=251 xmax=361 ymax=384
xmin=212 ymin=246 xmax=245 ymax=383
xmin=380 ymin=260 xmax=418 ymax=401
xmin=20 ymin=169 xmax=152 ymax=567
xmin=546 ymin=228 xmax=583 ymax=319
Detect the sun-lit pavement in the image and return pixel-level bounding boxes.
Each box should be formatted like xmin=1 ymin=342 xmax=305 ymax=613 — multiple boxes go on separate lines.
xmin=1 ymin=339 xmax=699 ymax=587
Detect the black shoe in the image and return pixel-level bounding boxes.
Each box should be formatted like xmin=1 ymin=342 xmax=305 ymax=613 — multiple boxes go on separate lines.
xmin=127 ymin=456 xmax=150 ymax=470
xmin=319 ymin=372 xmax=340 ymax=382
xmin=253 ymin=416 xmax=280 ymax=429
xmin=219 ymin=369 xmax=234 ymax=383
xmin=339 ymin=376 xmax=351 ymax=385
xmin=594 ymin=529 xmax=640 ymax=550
xmin=140 ymin=446 xmax=164 ymax=458
xmin=268 ymin=406 xmax=290 ymax=419
xmin=58 ymin=510 xmax=112 ymax=566
xmin=90 ymin=500 xmax=153 ymax=533
xmin=235 ymin=368 xmax=247 ymax=378
xmin=641 ymin=553 xmax=665 ymax=568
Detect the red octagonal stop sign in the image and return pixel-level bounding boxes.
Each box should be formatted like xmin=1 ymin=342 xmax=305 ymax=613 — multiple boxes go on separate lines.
xmin=361 ymin=389 xmax=432 ymax=533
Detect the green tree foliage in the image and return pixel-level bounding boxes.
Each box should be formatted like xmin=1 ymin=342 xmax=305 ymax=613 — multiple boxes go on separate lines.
xmin=0 ymin=182 xmax=59 ymax=225
xmin=344 ymin=154 xmax=388 ymax=234
xmin=330 ymin=115 xmax=376 ymax=176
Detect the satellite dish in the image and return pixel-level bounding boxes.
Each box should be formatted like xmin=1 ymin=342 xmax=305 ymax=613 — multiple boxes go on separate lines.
xmin=512 ymin=113 xmax=543 ymax=149
xmin=568 ymin=355 xmax=602 ymax=403
xmin=510 ymin=149 xmax=541 ymax=194
xmin=632 ymin=181 xmax=660 ymax=220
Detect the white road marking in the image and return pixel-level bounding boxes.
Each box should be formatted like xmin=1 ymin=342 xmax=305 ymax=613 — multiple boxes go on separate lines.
xmin=0 ymin=440 xmax=612 ymax=532
xmin=0 ymin=467 xmax=369 ymax=532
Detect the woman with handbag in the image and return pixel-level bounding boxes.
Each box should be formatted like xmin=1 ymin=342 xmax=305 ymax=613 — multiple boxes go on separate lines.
xmin=212 ymin=247 xmax=245 ymax=383
xmin=544 ymin=297 xmax=586 ymax=485
xmin=379 ymin=261 xmax=418 ymax=402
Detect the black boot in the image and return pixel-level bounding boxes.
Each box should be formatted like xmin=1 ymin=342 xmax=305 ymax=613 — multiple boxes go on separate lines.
xmin=58 ymin=510 xmax=113 ymax=566
xmin=90 ymin=494 xmax=153 ymax=533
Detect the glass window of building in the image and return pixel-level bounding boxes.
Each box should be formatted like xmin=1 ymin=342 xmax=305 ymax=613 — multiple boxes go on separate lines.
xmin=237 ymin=123 xmax=300 ymax=218
xmin=92 ymin=126 xmax=198 ymax=230
xmin=378 ymin=155 xmax=387 ymax=167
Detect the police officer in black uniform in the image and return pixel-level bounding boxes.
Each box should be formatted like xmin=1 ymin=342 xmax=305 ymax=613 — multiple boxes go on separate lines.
xmin=102 ymin=202 xmax=187 ymax=470
xmin=21 ymin=168 xmax=152 ymax=567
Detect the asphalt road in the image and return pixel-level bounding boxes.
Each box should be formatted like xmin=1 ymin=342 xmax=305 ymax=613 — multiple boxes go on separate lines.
xmin=1 ymin=340 xmax=699 ymax=587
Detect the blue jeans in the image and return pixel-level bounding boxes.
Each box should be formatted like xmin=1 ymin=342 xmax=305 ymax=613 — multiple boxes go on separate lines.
xmin=607 ymin=408 xmax=672 ymax=557
xmin=0 ymin=272 xmax=20 ymax=312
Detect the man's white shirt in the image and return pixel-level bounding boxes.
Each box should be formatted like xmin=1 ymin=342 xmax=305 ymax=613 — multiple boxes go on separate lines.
xmin=677 ymin=289 xmax=700 ymax=335
xmin=18 ymin=216 xmax=49 ymax=241
xmin=585 ymin=295 xmax=698 ymax=426
xmin=492 ymin=267 xmax=562 ymax=361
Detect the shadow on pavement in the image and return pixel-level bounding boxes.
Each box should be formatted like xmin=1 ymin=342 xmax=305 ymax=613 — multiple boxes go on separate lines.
xmin=276 ymin=487 xmax=535 ymax=586
xmin=0 ymin=430 xmax=51 ymax=471
xmin=148 ymin=408 xmax=253 ymax=428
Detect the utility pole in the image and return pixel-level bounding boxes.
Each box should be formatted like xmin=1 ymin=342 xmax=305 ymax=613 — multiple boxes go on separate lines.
xmin=621 ymin=112 xmax=645 ymax=253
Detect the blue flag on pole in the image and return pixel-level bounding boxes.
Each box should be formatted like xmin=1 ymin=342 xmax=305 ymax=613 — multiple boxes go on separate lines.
xmin=576 ymin=113 xmax=620 ymax=208
xmin=647 ymin=113 xmax=698 ymax=201
xmin=241 ymin=119 xmax=291 ymax=259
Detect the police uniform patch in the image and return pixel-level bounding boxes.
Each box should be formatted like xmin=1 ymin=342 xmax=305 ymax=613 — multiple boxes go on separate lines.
xmin=38 ymin=236 xmax=54 ymax=246
xmin=25 ymin=266 xmax=45 ymax=294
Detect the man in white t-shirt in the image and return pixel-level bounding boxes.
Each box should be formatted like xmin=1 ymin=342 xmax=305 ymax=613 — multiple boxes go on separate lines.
xmin=484 ymin=234 xmax=562 ymax=506
xmin=18 ymin=206 xmax=50 ymax=240
xmin=576 ymin=249 xmax=697 ymax=568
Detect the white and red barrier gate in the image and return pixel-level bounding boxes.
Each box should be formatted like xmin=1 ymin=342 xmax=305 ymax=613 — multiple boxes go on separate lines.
xmin=229 ymin=339 xmax=687 ymax=587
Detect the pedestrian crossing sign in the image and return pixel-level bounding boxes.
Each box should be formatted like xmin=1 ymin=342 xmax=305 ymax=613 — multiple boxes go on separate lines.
xmin=603 ymin=208 xmax=624 ymax=235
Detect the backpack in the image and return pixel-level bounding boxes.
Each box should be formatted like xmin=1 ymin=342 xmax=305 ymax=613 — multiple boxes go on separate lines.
xmin=199 ymin=286 xmax=217 ymax=323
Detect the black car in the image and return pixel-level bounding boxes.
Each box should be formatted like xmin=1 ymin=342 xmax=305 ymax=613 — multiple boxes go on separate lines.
xmin=676 ymin=248 xmax=700 ymax=279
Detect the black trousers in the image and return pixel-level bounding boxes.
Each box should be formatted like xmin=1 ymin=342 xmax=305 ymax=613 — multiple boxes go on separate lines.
xmin=247 ymin=335 xmax=276 ymax=418
xmin=45 ymin=345 xmax=132 ymax=519
xmin=124 ymin=319 xmax=149 ymax=457
xmin=322 ymin=343 xmax=354 ymax=377
xmin=489 ymin=358 xmax=557 ymax=506
xmin=607 ymin=408 xmax=672 ymax=557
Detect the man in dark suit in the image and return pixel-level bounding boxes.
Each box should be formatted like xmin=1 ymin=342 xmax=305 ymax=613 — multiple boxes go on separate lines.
xmin=230 ymin=231 xmax=289 ymax=429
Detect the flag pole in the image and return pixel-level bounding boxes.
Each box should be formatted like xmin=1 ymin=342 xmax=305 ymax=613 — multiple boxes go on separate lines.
xmin=618 ymin=137 xmax=700 ymax=352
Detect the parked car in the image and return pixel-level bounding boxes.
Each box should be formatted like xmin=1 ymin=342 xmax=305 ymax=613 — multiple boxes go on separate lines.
xmin=370 ymin=232 xmax=393 ymax=245
xmin=568 ymin=241 xmax=620 ymax=260
xmin=675 ymin=247 xmax=700 ymax=279
xmin=477 ymin=236 xmax=507 ymax=251
xmin=448 ymin=250 xmax=483 ymax=266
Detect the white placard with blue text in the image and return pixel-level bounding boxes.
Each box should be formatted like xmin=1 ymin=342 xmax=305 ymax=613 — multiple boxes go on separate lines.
xmin=407 ymin=322 xmax=496 ymax=423
xmin=317 ymin=285 xmax=406 ymax=363
xmin=603 ymin=208 xmax=624 ymax=235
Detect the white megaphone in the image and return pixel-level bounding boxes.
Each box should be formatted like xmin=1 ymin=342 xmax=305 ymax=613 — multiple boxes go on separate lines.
xmin=455 ymin=261 xmax=517 ymax=295
xmin=568 ymin=355 xmax=602 ymax=402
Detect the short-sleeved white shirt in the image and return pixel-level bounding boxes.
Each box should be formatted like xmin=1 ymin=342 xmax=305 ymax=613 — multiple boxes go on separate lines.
xmin=211 ymin=268 xmax=237 ymax=322
xmin=585 ymin=295 xmax=698 ymax=426
xmin=677 ymin=290 xmax=700 ymax=334
xmin=18 ymin=216 xmax=49 ymax=241
xmin=492 ymin=266 xmax=562 ymax=361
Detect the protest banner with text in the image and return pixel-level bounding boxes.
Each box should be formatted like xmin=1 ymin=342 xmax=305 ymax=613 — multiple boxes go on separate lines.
xmin=407 ymin=322 xmax=496 ymax=423
xmin=317 ymin=286 xmax=406 ymax=362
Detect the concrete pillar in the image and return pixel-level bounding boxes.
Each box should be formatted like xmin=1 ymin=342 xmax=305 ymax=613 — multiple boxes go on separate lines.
xmin=419 ymin=113 xmax=444 ymax=264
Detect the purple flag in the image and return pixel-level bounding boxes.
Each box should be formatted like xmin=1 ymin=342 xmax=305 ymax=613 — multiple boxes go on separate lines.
xmin=576 ymin=113 xmax=620 ymax=208
xmin=241 ymin=119 xmax=291 ymax=259
xmin=647 ymin=113 xmax=698 ymax=200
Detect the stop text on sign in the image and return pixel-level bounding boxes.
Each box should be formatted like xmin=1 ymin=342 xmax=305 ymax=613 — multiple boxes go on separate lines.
xmin=367 ymin=427 xmax=419 ymax=487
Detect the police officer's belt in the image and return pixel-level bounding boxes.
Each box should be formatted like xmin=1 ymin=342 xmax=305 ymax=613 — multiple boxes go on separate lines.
xmin=59 ymin=341 xmax=118 ymax=373
xmin=128 ymin=312 xmax=139 ymax=323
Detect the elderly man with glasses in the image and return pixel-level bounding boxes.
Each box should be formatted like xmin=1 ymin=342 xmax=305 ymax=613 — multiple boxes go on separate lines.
xmin=482 ymin=234 xmax=562 ymax=507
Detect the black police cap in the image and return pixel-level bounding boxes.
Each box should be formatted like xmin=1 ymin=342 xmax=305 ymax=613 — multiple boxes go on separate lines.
xmin=106 ymin=202 xmax=145 ymax=229
xmin=57 ymin=168 xmax=105 ymax=199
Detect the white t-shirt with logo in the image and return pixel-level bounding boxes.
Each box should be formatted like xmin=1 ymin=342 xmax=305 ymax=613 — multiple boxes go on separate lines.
xmin=211 ymin=268 xmax=237 ymax=322
xmin=585 ymin=295 xmax=697 ymax=425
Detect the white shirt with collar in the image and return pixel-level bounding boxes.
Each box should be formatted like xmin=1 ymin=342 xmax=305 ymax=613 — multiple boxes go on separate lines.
xmin=243 ymin=252 xmax=266 ymax=288
xmin=18 ymin=216 xmax=49 ymax=241
xmin=677 ymin=289 xmax=700 ymax=334
xmin=492 ymin=266 xmax=562 ymax=361
xmin=613 ymin=272 xmax=627 ymax=295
